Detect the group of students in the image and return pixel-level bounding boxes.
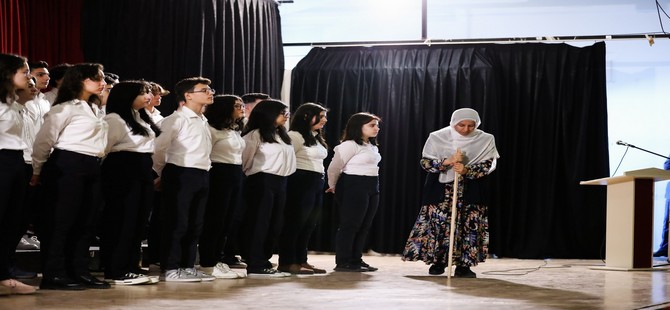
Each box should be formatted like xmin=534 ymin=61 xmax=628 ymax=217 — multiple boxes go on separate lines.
xmin=0 ymin=53 xmax=388 ymax=295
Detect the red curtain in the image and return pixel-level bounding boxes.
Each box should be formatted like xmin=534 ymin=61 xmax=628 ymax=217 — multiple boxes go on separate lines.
xmin=23 ymin=0 xmax=84 ymax=65
xmin=0 ymin=0 xmax=26 ymax=54
xmin=1 ymin=0 xmax=83 ymax=64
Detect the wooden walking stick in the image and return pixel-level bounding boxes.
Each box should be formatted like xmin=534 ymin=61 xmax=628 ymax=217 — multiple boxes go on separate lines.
xmin=447 ymin=171 xmax=459 ymax=280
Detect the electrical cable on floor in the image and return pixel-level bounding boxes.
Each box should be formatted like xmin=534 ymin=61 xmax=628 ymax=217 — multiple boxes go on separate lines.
xmin=481 ymin=260 xmax=554 ymax=276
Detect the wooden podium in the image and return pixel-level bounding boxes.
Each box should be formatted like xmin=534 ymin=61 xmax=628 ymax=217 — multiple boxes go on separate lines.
xmin=580 ymin=168 xmax=670 ymax=271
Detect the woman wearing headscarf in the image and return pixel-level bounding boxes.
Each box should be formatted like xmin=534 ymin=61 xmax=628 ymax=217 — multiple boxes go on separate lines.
xmin=402 ymin=108 xmax=499 ymax=278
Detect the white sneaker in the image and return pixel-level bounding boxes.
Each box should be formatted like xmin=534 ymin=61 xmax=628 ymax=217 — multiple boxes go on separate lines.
xmin=114 ymin=273 xmax=151 ymax=285
xmin=205 ymin=263 xmax=242 ymax=279
xmin=16 ymin=236 xmax=39 ymax=251
xmin=160 ymin=269 xmax=201 ymax=282
xmin=184 ymin=268 xmax=216 ymax=282
xmin=28 ymin=235 xmax=40 ymax=249
xmin=145 ymin=276 xmax=159 ymax=284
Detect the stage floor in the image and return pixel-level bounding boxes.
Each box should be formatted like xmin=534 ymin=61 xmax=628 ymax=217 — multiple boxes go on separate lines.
xmin=3 ymin=254 xmax=670 ymax=309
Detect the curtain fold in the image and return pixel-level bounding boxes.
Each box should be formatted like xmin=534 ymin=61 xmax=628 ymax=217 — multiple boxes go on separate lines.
xmin=22 ymin=0 xmax=85 ymax=65
xmin=0 ymin=0 xmax=26 ymax=54
xmin=291 ymin=42 xmax=608 ymax=258
xmin=81 ymin=0 xmax=284 ymax=113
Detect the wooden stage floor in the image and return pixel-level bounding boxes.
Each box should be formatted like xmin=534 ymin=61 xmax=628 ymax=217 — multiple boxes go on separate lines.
xmin=2 ymin=254 xmax=670 ymax=309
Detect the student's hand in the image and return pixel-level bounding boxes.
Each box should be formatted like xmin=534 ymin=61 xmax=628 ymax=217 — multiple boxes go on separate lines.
xmin=153 ymin=177 xmax=162 ymax=191
xmin=29 ymin=175 xmax=40 ymax=186
xmin=453 ymin=163 xmax=468 ymax=175
xmin=325 ymin=187 xmax=335 ymax=194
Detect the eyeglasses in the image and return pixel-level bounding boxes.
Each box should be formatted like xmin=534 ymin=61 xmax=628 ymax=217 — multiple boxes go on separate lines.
xmin=188 ymin=88 xmax=216 ymax=94
xmin=283 ymin=111 xmax=291 ymax=117
xmin=234 ymin=104 xmax=245 ymax=110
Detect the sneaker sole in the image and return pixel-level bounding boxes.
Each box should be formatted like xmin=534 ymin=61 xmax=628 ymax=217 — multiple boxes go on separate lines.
xmin=247 ymin=273 xmax=290 ymax=278
xmin=114 ymin=278 xmax=151 ymax=285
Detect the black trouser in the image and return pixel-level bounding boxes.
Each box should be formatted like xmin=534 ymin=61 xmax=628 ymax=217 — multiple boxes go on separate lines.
xmin=159 ymin=164 xmax=209 ymax=271
xmin=146 ymin=174 xmax=161 ymax=265
xmin=39 ymin=149 xmax=102 ymax=279
xmin=243 ymin=173 xmax=287 ymax=270
xmin=334 ymin=174 xmax=379 ymax=266
xmin=658 ymin=199 xmax=669 ymax=251
xmin=101 ymin=151 xmax=153 ymax=278
xmin=278 ymin=170 xmax=324 ymax=266
xmin=198 ymin=163 xmax=244 ymax=267
xmin=0 ymin=150 xmax=26 ymax=280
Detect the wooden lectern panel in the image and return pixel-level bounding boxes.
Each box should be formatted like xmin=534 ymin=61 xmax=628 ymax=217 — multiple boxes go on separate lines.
xmin=580 ymin=168 xmax=670 ymax=271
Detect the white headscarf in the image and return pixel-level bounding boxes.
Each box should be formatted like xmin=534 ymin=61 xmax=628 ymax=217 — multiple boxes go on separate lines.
xmin=422 ymin=108 xmax=499 ymax=183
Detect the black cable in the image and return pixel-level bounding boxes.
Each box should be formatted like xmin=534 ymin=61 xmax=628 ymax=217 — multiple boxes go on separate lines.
xmin=657 ymin=0 xmax=669 ymax=34
xmin=611 ymin=145 xmax=629 ymax=177
xmin=657 ymin=0 xmax=670 ymax=19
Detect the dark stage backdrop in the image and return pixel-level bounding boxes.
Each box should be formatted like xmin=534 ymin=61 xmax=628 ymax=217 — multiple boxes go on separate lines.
xmin=291 ymin=42 xmax=609 ymax=259
xmin=81 ymin=0 xmax=284 ymax=113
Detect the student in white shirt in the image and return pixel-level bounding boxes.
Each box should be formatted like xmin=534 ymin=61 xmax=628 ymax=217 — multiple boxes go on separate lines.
xmin=152 ymin=77 xmax=215 ymax=282
xmin=326 ymin=112 xmax=382 ymax=272
xmin=97 ymin=72 xmax=119 ymax=115
xmin=42 ymin=63 xmax=72 ymax=105
xmin=198 ymin=95 xmax=246 ymax=279
xmin=31 ymin=63 xmax=110 ymax=290
xmin=9 ymin=78 xmax=41 ymax=280
xmin=241 ymin=99 xmax=296 ymax=277
xmin=278 ymin=103 xmax=329 ymax=275
xmin=101 ymin=81 xmax=161 ymax=285
xmin=241 ymin=92 xmax=269 ymax=121
xmin=0 ymin=53 xmax=37 ymax=295
xmin=144 ymin=81 xmax=169 ymax=267
xmin=145 ymin=82 xmax=169 ymax=124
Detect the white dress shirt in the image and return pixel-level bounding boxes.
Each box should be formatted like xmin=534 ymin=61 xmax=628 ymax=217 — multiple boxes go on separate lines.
xmin=152 ymin=106 xmax=212 ymax=176
xmin=242 ymin=129 xmax=296 ymax=177
xmin=210 ymin=126 xmax=245 ymax=165
xmin=288 ymin=131 xmax=327 ymax=174
xmin=21 ymin=94 xmax=51 ymax=163
xmin=0 ymin=100 xmax=27 ymax=151
xmin=104 ymin=110 xmax=155 ymax=155
xmin=43 ymin=88 xmax=58 ymax=105
xmin=146 ymin=107 xmax=164 ymax=125
xmin=327 ymin=140 xmax=381 ymax=189
xmin=32 ymin=99 xmax=108 ymax=175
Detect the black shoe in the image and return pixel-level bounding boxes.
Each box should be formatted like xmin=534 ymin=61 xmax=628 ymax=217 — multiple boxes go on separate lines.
xmin=77 ymin=274 xmax=111 ymax=289
xmin=428 ymin=263 xmax=446 ymax=275
xmin=223 ymin=256 xmax=248 ymax=269
xmin=10 ymin=266 xmax=37 ymax=279
xmin=40 ymin=276 xmax=86 ymax=290
xmin=454 ymin=266 xmax=476 ymax=278
xmin=333 ymin=264 xmax=367 ymax=272
xmin=359 ymin=261 xmax=378 ymax=272
xmin=653 ymin=249 xmax=668 ymax=257
xmin=130 ymin=267 xmax=149 ymax=275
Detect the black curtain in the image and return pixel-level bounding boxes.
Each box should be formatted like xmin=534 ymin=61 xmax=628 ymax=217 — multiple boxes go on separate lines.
xmin=81 ymin=0 xmax=284 ymax=113
xmin=291 ymin=42 xmax=609 ymax=259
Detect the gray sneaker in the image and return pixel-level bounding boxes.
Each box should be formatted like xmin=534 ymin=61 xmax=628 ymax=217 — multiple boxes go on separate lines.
xmin=184 ymin=268 xmax=216 ymax=282
xmin=160 ymin=269 xmax=201 ymax=282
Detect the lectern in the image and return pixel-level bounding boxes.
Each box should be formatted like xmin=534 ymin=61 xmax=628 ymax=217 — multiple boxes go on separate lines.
xmin=580 ymin=168 xmax=670 ymax=271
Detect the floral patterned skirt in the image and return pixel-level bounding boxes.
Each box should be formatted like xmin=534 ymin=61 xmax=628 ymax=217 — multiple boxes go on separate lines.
xmin=402 ymin=183 xmax=488 ymax=267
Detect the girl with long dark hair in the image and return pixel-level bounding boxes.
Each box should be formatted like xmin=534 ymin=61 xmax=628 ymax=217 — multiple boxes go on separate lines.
xmin=198 ymin=95 xmax=247 ymax=279
xmin=278 ymin=103 xmax=329 ymax=275
xmin=101 ymin=81 xmax=161 ymax=285
xmin=241 ymin=99 xmax=296 ymax=277
xmin=31 ymin=63 xmax=110 ymax=290
xmin=326 ymin=112 xmax=382 ymax=272
xmin=0 ymin=53 xmax=37 ymax=294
